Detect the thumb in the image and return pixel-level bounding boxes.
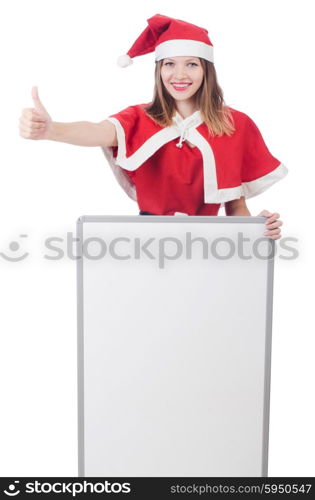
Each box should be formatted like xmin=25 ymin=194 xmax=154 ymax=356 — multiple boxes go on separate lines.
xmin=31 ymin=86 xmax=46 ymax=114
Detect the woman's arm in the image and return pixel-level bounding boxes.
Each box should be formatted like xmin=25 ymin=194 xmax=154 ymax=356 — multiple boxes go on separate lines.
xmin=225 ymin=197 xmax=251 ymax=216
xmin=48 ymin=120 xmax=118 ymax=147
xmin=19 ymin=87 xmax=117 ymax=148
xmin=225 ymin=197 xmax=283 ymax=240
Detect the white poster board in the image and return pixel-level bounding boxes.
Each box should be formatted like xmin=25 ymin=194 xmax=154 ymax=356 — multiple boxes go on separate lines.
xmin=77 ymin=215 xmax=274 ymax=477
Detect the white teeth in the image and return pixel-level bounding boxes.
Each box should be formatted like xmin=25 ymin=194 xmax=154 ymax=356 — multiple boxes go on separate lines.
xmin=172 ymin=84 xmax=190 ymax=88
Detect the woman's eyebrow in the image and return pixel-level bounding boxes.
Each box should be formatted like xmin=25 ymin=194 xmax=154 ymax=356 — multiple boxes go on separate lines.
xmin=163 ymin=58 xmax=199 ymax=62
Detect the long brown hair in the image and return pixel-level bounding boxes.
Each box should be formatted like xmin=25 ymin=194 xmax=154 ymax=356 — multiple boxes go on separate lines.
xmin=145 ymin=59 xmax=235 ymax=137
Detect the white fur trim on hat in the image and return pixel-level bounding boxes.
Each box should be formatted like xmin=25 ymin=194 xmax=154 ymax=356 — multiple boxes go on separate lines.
xmin=155 ymin=39 xmax=214 ymax=62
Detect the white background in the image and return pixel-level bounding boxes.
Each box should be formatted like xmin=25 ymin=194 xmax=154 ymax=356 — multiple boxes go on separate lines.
xmin=0 ymin=0 xmax=314 ymax=477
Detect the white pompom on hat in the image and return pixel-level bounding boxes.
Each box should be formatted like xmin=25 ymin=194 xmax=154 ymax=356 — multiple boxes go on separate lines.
xmin=117 ymin=54 xmax=133 ymax=68
xmin=117 ymin=13 xmax=214 ymax=67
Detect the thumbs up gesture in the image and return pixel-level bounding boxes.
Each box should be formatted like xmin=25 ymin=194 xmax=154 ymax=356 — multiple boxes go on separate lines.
xmin=19 ymin=87 xmax=52 ymax=140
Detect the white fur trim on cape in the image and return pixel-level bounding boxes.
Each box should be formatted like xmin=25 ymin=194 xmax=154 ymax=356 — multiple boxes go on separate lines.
xmin=242 ymin=162 xmax=288 ymax=198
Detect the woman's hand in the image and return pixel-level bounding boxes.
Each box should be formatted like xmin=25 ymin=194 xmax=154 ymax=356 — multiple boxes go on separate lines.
xmin=19 ymin=86 xmax=52 ymax=140
xmin=19 ymin=87 xmax=117 ymax=147
xmin=258 ymin=210 xmax=283 ymax=240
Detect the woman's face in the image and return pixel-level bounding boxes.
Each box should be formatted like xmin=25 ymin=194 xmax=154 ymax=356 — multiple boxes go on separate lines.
xmin=160 ymin=56 xmax=204 ymax=102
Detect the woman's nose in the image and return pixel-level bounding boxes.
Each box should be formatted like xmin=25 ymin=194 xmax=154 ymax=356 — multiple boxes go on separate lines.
xmin=173 ymin=66 xmax=187 ymax=79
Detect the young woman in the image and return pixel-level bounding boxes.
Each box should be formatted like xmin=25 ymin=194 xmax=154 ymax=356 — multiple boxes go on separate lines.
xmin=19 ymin=14 xmax=287 ymax=239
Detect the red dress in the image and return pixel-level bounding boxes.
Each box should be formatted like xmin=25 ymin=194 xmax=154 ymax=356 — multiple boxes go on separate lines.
xmin=102 ymin=104 xmax=288 ymax=215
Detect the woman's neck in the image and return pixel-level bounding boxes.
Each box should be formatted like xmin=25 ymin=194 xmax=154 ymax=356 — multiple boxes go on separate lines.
xmin=175 ymin=98 xmax=198 ymax=119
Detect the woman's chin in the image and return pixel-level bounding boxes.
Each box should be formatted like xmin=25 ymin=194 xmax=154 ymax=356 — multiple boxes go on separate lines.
xmin=169 ymin=91 xmax=194 ymax=101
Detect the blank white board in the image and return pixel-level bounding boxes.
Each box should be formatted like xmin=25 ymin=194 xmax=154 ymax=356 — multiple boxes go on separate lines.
xmin=77 ymin=215 xmax=274 ymax=477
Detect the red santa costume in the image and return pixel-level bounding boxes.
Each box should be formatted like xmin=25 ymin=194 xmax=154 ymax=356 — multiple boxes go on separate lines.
xmin=102 ymin=14 xmax=288 ymax=216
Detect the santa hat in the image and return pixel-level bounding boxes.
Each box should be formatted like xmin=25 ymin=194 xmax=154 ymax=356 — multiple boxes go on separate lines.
xmin=117 ymin=14 xmax=214 ymax=68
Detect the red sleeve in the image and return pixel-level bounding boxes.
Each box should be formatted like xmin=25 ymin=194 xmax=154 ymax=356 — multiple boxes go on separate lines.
xmin=242 ymin=116 xmax=280 ymax=181
xmin=241 ymin=115 xmax=288 ymax=198
xmin=101 ymin=106 xmax=139 ymax=201
xmin=108 ymin=105 xmax=139 ymax=159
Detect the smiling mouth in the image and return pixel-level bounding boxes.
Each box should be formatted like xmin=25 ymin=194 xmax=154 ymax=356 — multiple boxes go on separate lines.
xmin=171 ymin=83 xmax=192 ymax=91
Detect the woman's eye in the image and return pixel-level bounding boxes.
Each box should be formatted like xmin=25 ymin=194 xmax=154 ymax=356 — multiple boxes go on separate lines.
xmin=163 ymin=61 xmax=198 ymax=67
